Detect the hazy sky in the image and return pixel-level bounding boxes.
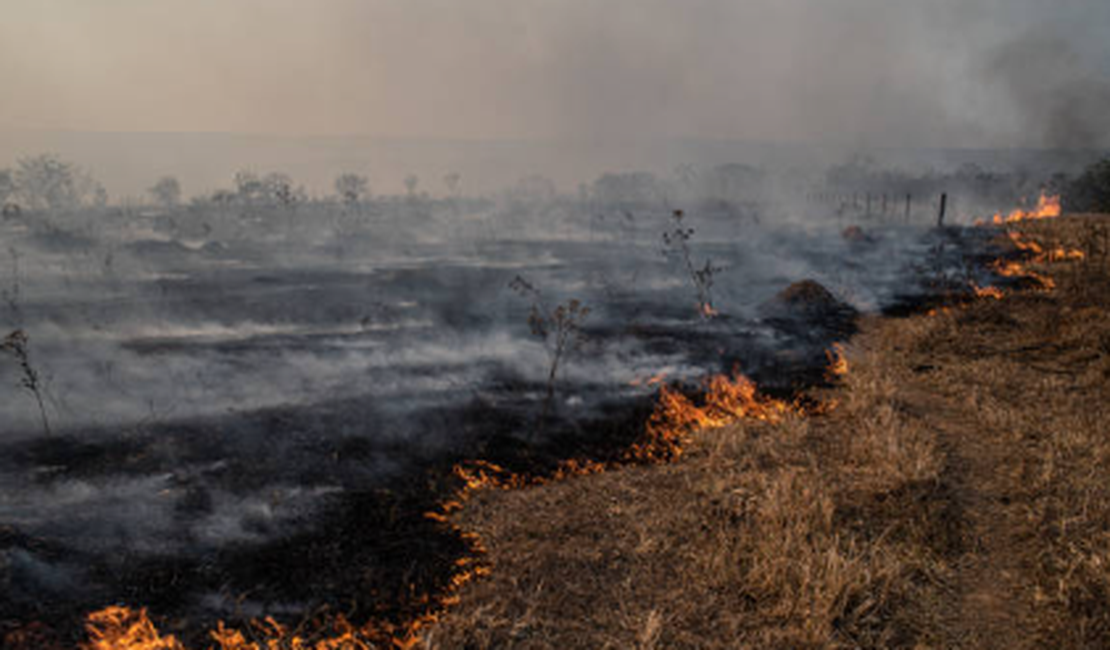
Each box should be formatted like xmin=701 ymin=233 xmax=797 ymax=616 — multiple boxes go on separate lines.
xmin=2 ymin=0 xmax=1109 ymax=148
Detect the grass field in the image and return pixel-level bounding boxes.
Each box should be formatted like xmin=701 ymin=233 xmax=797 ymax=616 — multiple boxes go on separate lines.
xmin=426 ymin=215 xmax=1110 ymax=649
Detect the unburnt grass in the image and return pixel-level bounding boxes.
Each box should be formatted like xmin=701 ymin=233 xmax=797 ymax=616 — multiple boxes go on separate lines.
xmin=426 ymin=215 xmax=1110 ymax=648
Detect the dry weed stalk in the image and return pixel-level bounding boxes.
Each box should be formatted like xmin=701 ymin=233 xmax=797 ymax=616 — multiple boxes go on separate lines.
xmin=2 ymin=329 xmax=51 ymax=436
xmin=509 ymin=275 xmax=590 ymax=431
xmin=662 ymin=209 xmax=722 ymax=318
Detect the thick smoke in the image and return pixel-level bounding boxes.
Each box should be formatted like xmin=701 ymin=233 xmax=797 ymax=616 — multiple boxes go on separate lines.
xmin=984 ymin=33 xmax=1110 ymax=149
xmin=3 ymin=1 xmax=1110 ymax=197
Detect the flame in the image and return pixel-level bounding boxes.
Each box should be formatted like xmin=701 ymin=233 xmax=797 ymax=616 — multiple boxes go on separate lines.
xmin=82 ymin=607 xmax=184 ymax=650
xmin=1005 ymin=230 xmax=1084 ymax=262
xmin=699 ymin=302 xmax=719 ymax=319
xmin=971 ymin=283 xmax=1005 ymax=300
xmin=1047 ymin=247 xmax=1086 ymax=262
xmin=629 ymin=371 xmax=668 ymax=387
xmin=1007 ymin=230 xmax=1044 ymax=255
xmin=991 ymin=259 xmax=1026 ymax=278
xmin=825 ymin=343 xmax=849 ymax=380
xmin=994 ymin=230 xmax=1081 ymax=291
xmin=629 ymin=371 xmax=793 ymax=462
xmin=991 ymin=192 xmax=1062 ymax=224
xmin=79 ymin=605 xmax=440 ymax=650
xmin=79 ymin=370 xmax=803 ymax=649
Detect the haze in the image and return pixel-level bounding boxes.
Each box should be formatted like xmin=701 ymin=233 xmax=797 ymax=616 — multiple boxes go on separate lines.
xmin=1 ymin=0 xmax=1108 ymax=195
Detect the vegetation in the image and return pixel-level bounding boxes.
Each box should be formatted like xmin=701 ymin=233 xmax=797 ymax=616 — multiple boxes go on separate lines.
xmin=1064 ymin=157 xmax=1110 ymax=213
xmin=509 ymin=275 xmax=591 ymax=432
xmin=334 ymin=172 xmax=370 ymax=205
xmin=661 ymin=209 xmax=722 ymax=318
xmin=2 ymin=154 xmax=107 ymax=212
xmin=2 ymin=330 xmax=51 ymax=437
xmin=148 ymin=176 xmax=182 ymax=208
xmin=430 ymin=216 xmax=1110 ymax=648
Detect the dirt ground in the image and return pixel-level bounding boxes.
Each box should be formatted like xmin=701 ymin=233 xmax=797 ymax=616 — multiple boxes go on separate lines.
xmin=426 ymin=216 xmax=1110 ymax=648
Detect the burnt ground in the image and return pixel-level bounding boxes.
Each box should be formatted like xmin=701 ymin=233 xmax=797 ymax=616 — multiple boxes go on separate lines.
xmin=0 ymin=220 xmax=1024 ymax=648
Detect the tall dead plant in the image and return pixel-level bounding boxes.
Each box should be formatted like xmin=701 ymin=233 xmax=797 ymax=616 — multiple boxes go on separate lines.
xmin=509 ymin=275 xmax=590 ymax=434
xmin=3 ymin=329 xmax=51 ymax=436
xmin=661 ymin=209 xmax=721 ymax=318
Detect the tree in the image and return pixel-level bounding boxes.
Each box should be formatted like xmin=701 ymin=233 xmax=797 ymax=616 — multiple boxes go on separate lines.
xmin=591 ymin=172 xmax=658 ymax=204
xmin=443 ymin=172 xmax=461 ymax=196
xmin=1065 ymin=158 xmax=1110 ymax=213
xmin=506 ymin=175 xmax=557 ymax=206
xmin=261 ymin=172 xmax=298 ymax=207
xmin=704 ymin=164 xmax=765 ymax=202
xmin=334 ymin=173 xmax=369 ymax=205
xmin=148 ymin=176 xmax=182 ymax=208
xmin=404 ymin=174 xmax=420 ymax=198
xmin=14 ymin=154 xmax=101 ymax=211
xmin=234 ymin=170 xmax=264 ymax=203
xmin=0 ymin=170 xmax=14 ymax=206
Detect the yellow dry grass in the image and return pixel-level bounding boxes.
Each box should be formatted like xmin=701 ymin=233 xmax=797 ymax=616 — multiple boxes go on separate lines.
xmin=425 ymin=215 xmax=1110 ymax=649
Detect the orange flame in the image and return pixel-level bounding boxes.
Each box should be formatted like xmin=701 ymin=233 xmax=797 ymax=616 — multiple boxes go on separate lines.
xmin=825 ymin=343 xmax=849 ymax=380
xmin=1005 ymin=230 xmax=1085 ymax=262
xmin=991 ymin=192 xmax=1062 ymax=224
xmin=629 ymin=371 xmax=793 ymax=463
xmin=82 ymin=607 xmax=183 ymax=650
xmin=629 ymin=371 xmax=668 ymax=387
xmin=994 ymin=230 xmax=1081 ymax=291
xmin=80 ymin=370 xmax=802 ymax=649
xmin=80 ymin=606 xmax=442 ymax=650
xmin=971 ymin=283 xmax=1005 ymax=300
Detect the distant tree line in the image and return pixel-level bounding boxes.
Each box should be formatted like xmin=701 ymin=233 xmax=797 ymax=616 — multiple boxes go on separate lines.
xmin=1064 ymin=158 xmax=1110 ymax=213
xmin=0 ymin=154 xmax=107 ymax=214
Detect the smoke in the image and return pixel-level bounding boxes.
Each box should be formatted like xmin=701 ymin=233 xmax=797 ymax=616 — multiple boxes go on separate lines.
xmin=983 ymin=33 xmax=1110 ymax=149
xmin=1 ymin=0 xmax=1108 ymax=150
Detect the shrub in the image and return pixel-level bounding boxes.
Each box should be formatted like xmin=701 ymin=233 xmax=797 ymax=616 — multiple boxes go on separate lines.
xmin=1064 ymin=158 xmax=1110 ymax=213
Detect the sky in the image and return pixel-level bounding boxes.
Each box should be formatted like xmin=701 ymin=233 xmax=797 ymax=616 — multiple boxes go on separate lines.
xmin=1 ymin=0 xmax=1109 ymax=150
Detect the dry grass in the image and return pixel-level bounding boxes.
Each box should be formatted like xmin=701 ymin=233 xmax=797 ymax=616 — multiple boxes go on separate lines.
xmin=425 ymin=214 xmax=1110 ymax=649
xmin=425 ymin=325 xmax=947 ymax=648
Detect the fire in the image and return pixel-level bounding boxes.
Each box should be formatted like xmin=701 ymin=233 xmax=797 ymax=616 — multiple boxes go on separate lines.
xmin=1007 ymin=230 xmax=1044 ymax=255
xmin=825 ymin=343 xmax=849 ymax=380
xmin=629 ymin=371 xmax=793 ymax=462
xmin=699 ymin=302 xmax=719 ymax=319
xmin=77 ymin=370 xmax=801 ymax=649
xmin=991 ymin=192 xmax=1062 ymax=224
xmin=79 ymin=605 xmax=438 ymax=650
xmin=990 ymin=258 xmax=1053 ymax=289
xmin=629 ymin=371 xmax=668 ymax=387
xmin=991 ymin=259 xmax=1026 ymax=277
xmin=1005 ymin=230 xmax=1083 ymax=263
xmin=1047 ymin=247 xmax=1086 ymax=263
xmin=971 ymin=283 xmax=1005 ymax=300
xmin=82 ymin=607 xmax=183 ymax=650
xmin=992 ymin=230 xmax=1082 ymax=291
